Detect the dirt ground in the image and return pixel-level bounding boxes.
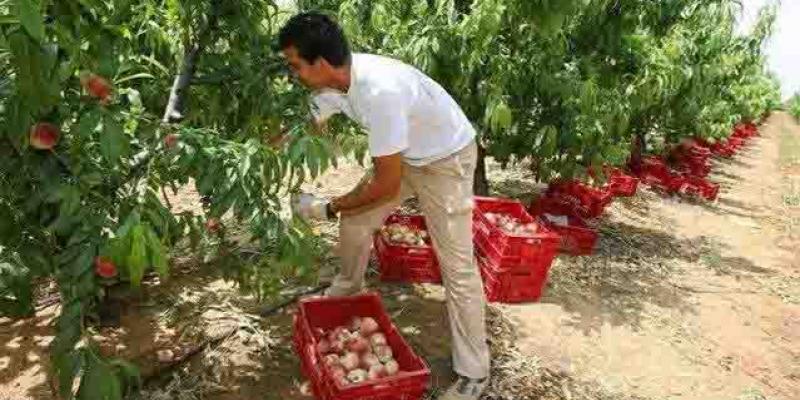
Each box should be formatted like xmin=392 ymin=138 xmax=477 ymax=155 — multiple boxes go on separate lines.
xmin=1 ymin=112 xmax=798 ymax=400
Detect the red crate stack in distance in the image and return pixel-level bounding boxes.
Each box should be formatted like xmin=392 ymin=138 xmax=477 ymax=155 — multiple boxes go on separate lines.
xmin=589 ymin=166 xmax=639 ymax=197
xmin=544 ymin=180 xmax=613 ymax=219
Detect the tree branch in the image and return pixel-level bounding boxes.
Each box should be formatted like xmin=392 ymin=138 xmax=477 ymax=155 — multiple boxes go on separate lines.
xmin=161 ymin=44 xmax=202 ymax=123
xmin=161 ymin=2 xmax=221 ymax=123
xmin=114 ymin=4 xmax=224 ymax=193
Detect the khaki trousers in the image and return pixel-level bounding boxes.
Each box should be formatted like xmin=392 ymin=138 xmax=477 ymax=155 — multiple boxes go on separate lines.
xmin=326 ymin=141 xmax=491 ymax=379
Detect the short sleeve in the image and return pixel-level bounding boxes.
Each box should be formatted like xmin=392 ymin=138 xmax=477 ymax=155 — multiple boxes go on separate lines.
xmin=311 ymin=93 xmax=342 ymax=123
xmin=364 ymin=92 xmax=409 ymax=157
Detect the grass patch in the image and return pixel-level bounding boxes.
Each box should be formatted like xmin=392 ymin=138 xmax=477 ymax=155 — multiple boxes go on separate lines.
xmin=779 ymin=123 xmax=800 ymax=168
xmin=784 ymin=193 xmax=800 ymax=207
xmin=699 ymin=247 xmax=729 ymax=275
xmin=737 ymin=387 xmax=769 ymax=400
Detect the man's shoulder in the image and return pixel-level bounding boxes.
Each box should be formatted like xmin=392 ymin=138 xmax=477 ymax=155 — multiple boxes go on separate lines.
xmin=352 ymin=53 xmax=417 ymax=100
xmin=353 ymin=52 xmax=408 ymax=69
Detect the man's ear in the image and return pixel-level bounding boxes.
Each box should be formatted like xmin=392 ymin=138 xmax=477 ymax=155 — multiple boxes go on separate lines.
xmin=313 ymin=56 xmax=328 ymax=70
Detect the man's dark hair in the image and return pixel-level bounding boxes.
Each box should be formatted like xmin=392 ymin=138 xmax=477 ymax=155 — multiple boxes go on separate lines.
xmin=278 ymin=12 xmax=351 ymax=67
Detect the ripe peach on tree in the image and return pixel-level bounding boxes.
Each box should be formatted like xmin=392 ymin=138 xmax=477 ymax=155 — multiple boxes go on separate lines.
xmin=29 ymin=122 xmax=60 ymax=150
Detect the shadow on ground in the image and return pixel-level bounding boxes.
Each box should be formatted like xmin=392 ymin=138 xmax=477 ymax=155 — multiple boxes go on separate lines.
xmin=537 ymin=194 xmax=766 ymax=335
xmin=0 ymin=309 xmax=58 ymax=400
xmin=541 ymin=219 xmax=699 ymax=333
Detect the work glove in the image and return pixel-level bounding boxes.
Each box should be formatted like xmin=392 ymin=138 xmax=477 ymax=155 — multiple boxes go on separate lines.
xmin=291 ymin=192 xmax=336 ymax=221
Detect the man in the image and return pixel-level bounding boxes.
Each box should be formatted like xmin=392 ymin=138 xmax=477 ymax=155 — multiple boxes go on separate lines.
xmin=281 ymin=12 xmax=490 ymax=399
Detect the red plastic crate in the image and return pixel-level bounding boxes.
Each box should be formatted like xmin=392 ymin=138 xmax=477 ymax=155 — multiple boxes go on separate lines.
xmin=672 ymin=150 xmax=711 ymax=166
xmin=589 ymin=166 xmax=638 ymax=197
xmin=634 ymin=156 xmax=685 ymax=193
xmin=293 ymin=293 xmax=431 ymax=400
xmin=477 ymin=253 xmax=551 ymax=303
xmin=545 ymin=180 xmax=614 ymax=219
xmin=727 ymin=136 xmax=745 ymax=150
xmin=674 ymin=159 xmax=711 ymax=178
xmin=687 ymin=144 xmax=712 ymax=158
xmin=671 ymin=141 xmax=712 ymax=162
xmin=733 ymin=123 xmax=758 ymax=138
xmin=528 ymin=195 xmax=574 ymax=217
xmin=373 ymin=214 xmax=441 ymax=284
xmin=605 ymin=169 xmax=639 ymax=197
xmin=639 ymin=156 xmax=670 ymax=174
xmin=473 ymin=197 xmax=560 ymax=274
xmin=676 ymin=176 xmax=720 ymax=201
xmin=746 ymin=122 xmax=759 ymax=136
xmin=697 ymin=139 xmax=735 ymax=158
xmin=535 ymin=210 xmax=598 ymax=256
xmin=716 ymin=145 xmax=735 ymax=157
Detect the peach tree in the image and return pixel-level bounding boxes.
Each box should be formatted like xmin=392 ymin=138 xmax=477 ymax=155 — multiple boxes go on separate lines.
xmin=1 ymin=0 xmax=335 ymax=398
xmin=790 ymin=94 xmax=800 ymax=121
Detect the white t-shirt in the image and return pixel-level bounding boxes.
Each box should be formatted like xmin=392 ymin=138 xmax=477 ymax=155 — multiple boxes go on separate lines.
xmin=311 ymin=53 xmax=476 ymax=166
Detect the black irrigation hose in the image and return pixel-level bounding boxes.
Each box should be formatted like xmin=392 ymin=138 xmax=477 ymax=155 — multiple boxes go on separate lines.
xmin=258 ymin=283 xmax=331 ymax=317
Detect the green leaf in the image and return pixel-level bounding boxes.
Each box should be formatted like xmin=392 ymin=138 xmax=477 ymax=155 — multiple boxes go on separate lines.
xmin=105 ymin=237 xmax=128 ymax=269
xmin=239 ymin=151 xmax=252 ymax=178
xmin=125 ymin=225 xmax=147 ymax=287
xmin=143 ymin=226 xmax=168 ymax=278
xmin=76 ymin=110 xmax=102 ymax=138
xmin=59 ymin=184 xmax=81 ymax=216
xmin=8 ymin=31 xmax=44 ymax=106
xmin=100 ymin=117 xmax=130 ymax=163
xmin=81 ymin=172 xmax=104 ymax=187
xmin=95 ymin=35 xmax=118 ymax=78
xmin=109 ymin=358 xmax=141 ymax=394
xmin=77 ymin=357 xmax=123 ymax=400
xmin=0 ymin=258 xmax=34 ymax=317
xmin=15 ymin=0 xmax=44 ymax=42
xmin=541 ymin=125 xmax=558 ymax=157
xmin=53 ymin=350 xmax=83 ymax=399
xmin=116 ymin=211 xmax=140 ymax=238
xmin=0 ymin=14 xmax=19 ymax=25
xmin=52 ymin=316 xmax=81 ymax=357
xmin=69 ymin=244 xmax=94 ymax=280
xmin=1 ymin=97 xmax=32 ymax=149
xmin=306 ymin=141 xmax=320 ymax=179
xmin=491 ymin=101 xmax=513 ymax=132
xmin=196 ymin=171 xmax=217 ymax=195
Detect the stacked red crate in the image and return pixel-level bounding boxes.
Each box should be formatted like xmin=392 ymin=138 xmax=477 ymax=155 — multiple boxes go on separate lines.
xmin=473 ymin=197 xmax=560 ymax=303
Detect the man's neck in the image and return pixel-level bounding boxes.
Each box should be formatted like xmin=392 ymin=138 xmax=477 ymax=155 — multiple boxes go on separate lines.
xmin=329 ymin=64 xmax=351 ymax=93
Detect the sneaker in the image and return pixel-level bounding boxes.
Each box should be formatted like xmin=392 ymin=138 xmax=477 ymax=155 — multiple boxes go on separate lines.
xmin=439 ymin=375 xmax=489 ymax=400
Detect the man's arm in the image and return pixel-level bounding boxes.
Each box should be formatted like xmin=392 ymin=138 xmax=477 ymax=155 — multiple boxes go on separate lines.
xmin=330 ymin=153 xmax=403 ymax=214
xmin=330 ymin=89 xmax=409 ymax=214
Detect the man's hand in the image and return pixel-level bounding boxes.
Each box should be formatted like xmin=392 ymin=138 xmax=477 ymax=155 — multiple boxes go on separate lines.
xmin=291 ymin=192 xmax=334 ymax=221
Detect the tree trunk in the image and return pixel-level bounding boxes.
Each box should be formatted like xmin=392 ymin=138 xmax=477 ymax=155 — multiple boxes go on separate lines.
xmin=628 ymin=132 xmax=645 ymax=174
xmin=474 ymin=144 xmax=489 ymax=196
